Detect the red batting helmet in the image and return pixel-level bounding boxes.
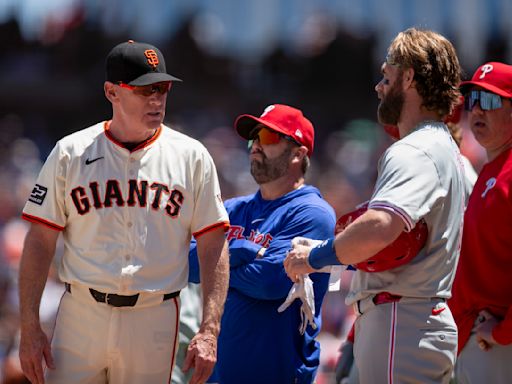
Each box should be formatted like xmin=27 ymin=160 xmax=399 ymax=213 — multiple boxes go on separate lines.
xmin=382 ymin=124 xmax=400 ymax=140
xmin=335 ymin=202 xmax=428 ymax=272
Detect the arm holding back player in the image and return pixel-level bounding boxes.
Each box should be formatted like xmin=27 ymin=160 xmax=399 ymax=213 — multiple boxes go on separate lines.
xmin=189 ymin=234 xmax=298 ymax=299
xmin=188 ymin=198 xmax=270 ymax=283
xmin=285 ymin=146 xmax=438 ymax=279
xmin=18 ymin=223 xmax=59 ymax=384
xmin=187 ymin=230 xmax=270 ymax=284
xmin=229 ymin=206 xmax=335 ymax=300
xmin=284 ymin=208 xmax=405 ymax=280
xmin=183 ymin=227 xmax=229 ymax=384
xmin=189 ymin=204 xmax=335 ymax=300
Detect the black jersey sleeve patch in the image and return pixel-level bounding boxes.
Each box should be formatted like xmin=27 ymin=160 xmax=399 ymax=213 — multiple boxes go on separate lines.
xmin=29 ymin=184 xmax=48 ymax=205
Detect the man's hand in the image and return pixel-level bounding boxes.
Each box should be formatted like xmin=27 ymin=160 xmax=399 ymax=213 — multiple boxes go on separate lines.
xmin=475 ymin=310 xmax=499 ymax=351
xmin=193 ymin=228 xmax=228 ymax=383
xmin=19 ymin=324 xmax=54 ymax=384
xmin=18 ymin=223 xmax=58 ymax=384
xmin=284 ymin=242 xmax=315 ymax=282
xmin=183 ymin=331 xmax=218 ymax=384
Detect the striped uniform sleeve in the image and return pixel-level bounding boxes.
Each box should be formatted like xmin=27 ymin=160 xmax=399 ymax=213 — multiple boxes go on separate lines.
xmin=369 ymin=143 xmax=444 ymax=231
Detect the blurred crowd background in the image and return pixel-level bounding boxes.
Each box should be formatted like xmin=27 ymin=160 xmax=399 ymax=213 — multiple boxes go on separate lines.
xmin=0 ymin=0 xmax=509 ymax=382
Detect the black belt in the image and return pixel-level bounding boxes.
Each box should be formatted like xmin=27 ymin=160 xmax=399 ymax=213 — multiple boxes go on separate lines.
xmin=65 ymin=283 xmax=180 ymax=307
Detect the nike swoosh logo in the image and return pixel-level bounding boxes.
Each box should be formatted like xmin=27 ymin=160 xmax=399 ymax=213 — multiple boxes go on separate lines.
xmin=85 ymin=156 xmax=104 ymax=165
xmin=251 ymin=218 xmax=265 ymax=224
xmin=432 ymin=307 xmax=446 ymax=316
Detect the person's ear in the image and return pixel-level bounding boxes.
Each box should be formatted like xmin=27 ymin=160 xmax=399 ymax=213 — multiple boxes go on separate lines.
xmin=293 ymin=146 xmax=308 ymax=160
xmin=402 ymin=68 xmax=415 ymax=89
xmin=104 ymin=82 xmax=118 ymax=102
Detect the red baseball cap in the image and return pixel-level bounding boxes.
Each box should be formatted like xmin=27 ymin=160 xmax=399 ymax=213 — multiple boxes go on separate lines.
xmin=234 ymin=104 xmax=315 ymax=156
xmin=460 ymin=62 xmax=512 ymax=97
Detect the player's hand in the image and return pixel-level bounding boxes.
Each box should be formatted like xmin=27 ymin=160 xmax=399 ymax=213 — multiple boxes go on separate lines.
xmin=284 ymin=243 xmax=315 ymax=282
xmin=183 ymin=331 xmax=217 ymax=384
xmin=19 ymin=324 xmax=54 ymax=384
xmin=475 ymin=310 xmax=499 ymax=351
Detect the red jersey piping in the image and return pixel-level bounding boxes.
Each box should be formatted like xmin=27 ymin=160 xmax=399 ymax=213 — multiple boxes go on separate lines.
xmin=193 ymin=222 xmax=230 ymax=238
xmin=21 ymin=213 xmax=64 ymax=231
xmin=103 ymin=120 xmax=162 ymax=152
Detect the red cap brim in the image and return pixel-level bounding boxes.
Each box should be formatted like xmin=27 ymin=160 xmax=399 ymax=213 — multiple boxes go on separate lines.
xmin=234 ymin=115 xmax=289 ymax=139
xmin=460 ymin=80 xmax=512 ymax=98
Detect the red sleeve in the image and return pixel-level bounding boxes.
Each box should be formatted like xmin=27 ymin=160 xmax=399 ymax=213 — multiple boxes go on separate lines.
xmin=492 ymin=306 xmax=512 ymax=345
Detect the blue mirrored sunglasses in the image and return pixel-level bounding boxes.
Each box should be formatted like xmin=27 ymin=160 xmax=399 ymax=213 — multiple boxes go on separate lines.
xmin=464 ymin=90 xmax=503 ymax=111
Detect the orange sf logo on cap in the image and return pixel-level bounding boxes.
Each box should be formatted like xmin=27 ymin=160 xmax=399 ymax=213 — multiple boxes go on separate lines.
xmin=144 ymin=50 xmax=159 ymax=69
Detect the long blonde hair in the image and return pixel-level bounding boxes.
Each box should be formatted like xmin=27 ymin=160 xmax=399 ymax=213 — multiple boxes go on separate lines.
xmin=387 ymin=28 xmax=461 ymax=118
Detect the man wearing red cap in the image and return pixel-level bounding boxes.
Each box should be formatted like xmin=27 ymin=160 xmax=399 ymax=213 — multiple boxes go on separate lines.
xmin=449 ymin=62 xmax=512 ymax=383
xmin=188 ymin=104 xmax=336 ymax=383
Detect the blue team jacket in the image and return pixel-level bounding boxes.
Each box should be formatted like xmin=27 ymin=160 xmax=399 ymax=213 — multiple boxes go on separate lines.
xmin=189 ymin=185 xmax=336 ymax=384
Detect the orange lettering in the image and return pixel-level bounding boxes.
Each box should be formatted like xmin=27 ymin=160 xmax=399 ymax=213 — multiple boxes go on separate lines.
xmin=144 ymin=50 xmax=159 ymax=68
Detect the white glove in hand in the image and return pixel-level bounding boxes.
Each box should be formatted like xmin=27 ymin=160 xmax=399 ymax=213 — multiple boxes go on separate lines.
xmin=291 ymin=236 xmax=346 ymax=291
xmin=278 ymin=275 xmax=316 ymax=335
xmin=291 ymin=236 xmax=324 ymax=248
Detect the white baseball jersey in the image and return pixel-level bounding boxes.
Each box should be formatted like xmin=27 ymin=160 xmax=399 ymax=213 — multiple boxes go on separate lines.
xmin=22 ymin=121 xmax=229 ymax=294
xmin=347 ymin=121 xmax=465 ymax=304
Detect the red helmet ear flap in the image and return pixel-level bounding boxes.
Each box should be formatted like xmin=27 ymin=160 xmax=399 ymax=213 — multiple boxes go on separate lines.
xmin=335 ymin=203 xmax=428 ymax=272
xmin=383 ymin=125 xmax=400 ymax=140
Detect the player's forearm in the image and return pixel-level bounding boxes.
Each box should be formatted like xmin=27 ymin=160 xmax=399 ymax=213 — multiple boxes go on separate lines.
xmin=228 ymin=239 xmax=261 ymax=268
xmin=18 ymin=225 xmax=57 ymax=329
xmin=229 ymin=258 xmax=293 ymax=300
xmin=197 ymin=238 xmax=229 ymax=337
xmin=335 ymin=209 xmax=403 ymax=265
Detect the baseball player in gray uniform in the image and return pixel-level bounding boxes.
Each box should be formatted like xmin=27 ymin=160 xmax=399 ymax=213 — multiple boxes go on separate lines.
xmin=18 ymin=40 xmax=230 ymax=384
xmin=285 ymin=28 xmax=465 ymax=383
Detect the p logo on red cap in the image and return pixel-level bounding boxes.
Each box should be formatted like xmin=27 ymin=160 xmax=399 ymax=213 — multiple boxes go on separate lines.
xmin=479 ymin=64 xmax=494 ymax=79
xmin=261 ymin=105 xmax=275 ymax=117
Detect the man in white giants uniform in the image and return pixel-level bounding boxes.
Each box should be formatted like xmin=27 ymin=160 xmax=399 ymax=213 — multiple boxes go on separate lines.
xmin=285 ymin=28 xmax=465 ymax=383
xmin=18 ymin=40 xmax=230 ymax=384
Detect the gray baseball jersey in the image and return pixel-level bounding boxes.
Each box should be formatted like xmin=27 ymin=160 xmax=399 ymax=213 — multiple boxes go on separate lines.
xmin=347 ymin=121 xmax=465 ymax=303
xmin=347 ymin=121 xmax=465 ymax=383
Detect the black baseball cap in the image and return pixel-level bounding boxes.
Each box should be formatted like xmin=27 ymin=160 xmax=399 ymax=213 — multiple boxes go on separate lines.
xmin=106 ymin=40 xmax=182 ymax=86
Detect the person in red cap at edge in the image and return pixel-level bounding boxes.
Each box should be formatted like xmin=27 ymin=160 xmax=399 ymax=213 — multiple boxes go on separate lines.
xmin=186 ymin=104 xmax=336 ymax=384
xmin=449 ymin=62 xmax=512 ymax=383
